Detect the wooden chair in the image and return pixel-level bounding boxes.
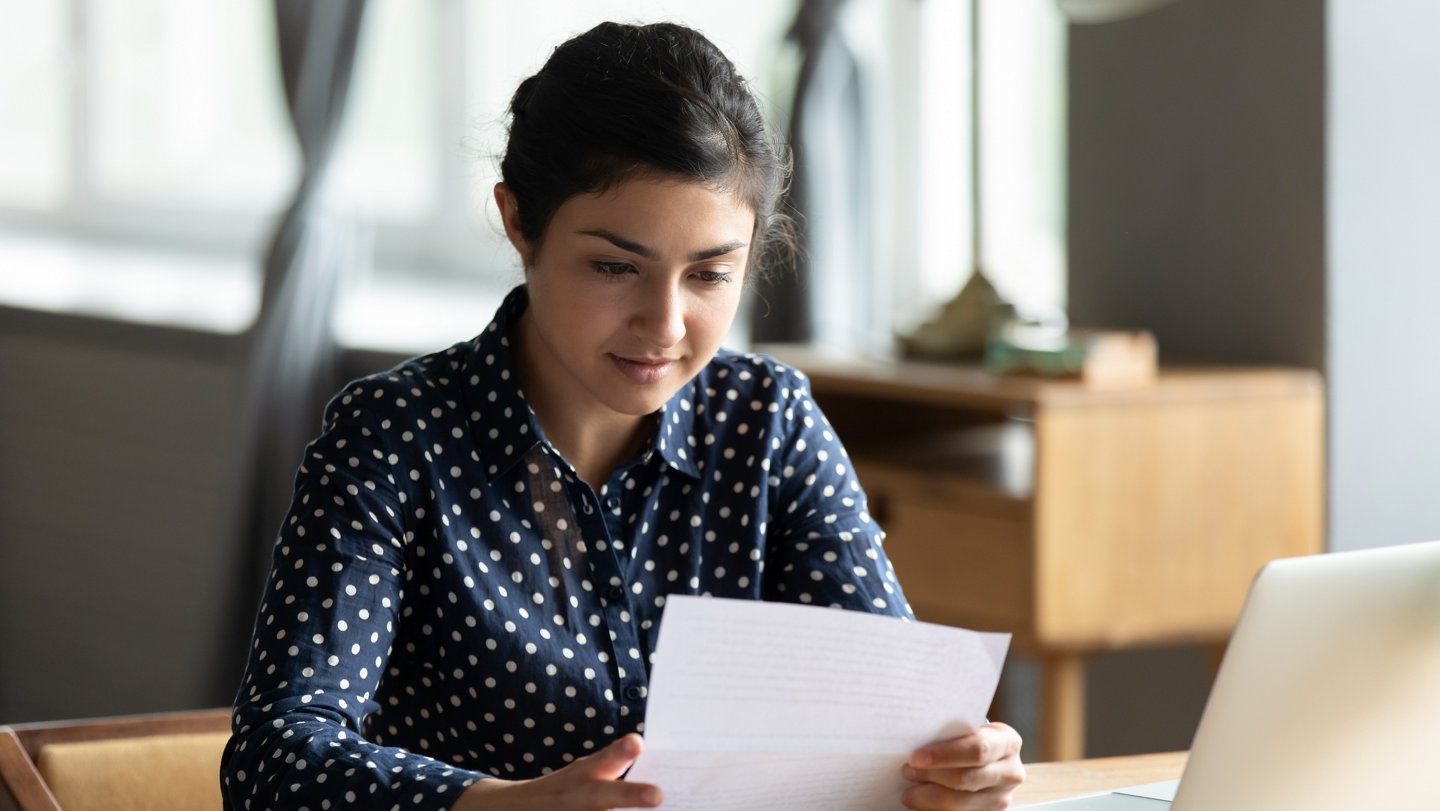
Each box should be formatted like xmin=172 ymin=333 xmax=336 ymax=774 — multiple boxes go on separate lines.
xmin=0 ymin=709 xmax=230 ymax=811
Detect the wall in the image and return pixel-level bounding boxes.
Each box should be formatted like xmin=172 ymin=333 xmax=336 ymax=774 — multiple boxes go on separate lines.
xmin=1067 ymin=1 xmax=1326 ymax=369
xmin=0 ymin=308 xmax=246 ymax=722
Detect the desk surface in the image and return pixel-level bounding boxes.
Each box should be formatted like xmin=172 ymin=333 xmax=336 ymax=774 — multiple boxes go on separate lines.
xmin=1013 ymin=752 xmax=1188 ymax=806
xmin=762 ymin=344 xmax=1322 ymax=413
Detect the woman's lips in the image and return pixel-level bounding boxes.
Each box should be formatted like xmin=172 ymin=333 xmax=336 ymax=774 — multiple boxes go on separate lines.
xmin=610 ymin=354 xmax=675 ymax=384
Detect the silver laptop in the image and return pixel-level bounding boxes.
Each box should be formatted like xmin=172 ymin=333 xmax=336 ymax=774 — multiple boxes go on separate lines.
xmin=1024 ymin=539 xmax=1440 ymax=810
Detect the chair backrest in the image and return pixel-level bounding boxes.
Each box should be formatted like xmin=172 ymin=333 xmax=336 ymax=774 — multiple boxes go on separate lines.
xmin=0 ymin=709 xmax=230 ymax=811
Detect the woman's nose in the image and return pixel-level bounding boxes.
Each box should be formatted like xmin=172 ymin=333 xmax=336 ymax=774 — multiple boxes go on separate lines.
xmin=632 ymin=284 xmax=685 ymax=347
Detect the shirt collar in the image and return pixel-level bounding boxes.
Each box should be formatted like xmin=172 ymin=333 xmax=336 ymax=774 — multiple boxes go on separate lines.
xmin=462 ymin=285 xmax=702 ymax=482
xmin=653 ymin=377 xmax=703 ymax=480
xmin=462 ymin=285 xmax=543 ymax=480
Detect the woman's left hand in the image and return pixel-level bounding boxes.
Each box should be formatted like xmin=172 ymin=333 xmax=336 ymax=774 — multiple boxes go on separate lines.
xmin=900 ymin=722 xmax=1026 ymax=810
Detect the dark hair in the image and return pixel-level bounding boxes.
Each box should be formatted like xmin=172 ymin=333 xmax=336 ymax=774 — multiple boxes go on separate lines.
xmin=499 ymin=21 xmax=793 ymax=280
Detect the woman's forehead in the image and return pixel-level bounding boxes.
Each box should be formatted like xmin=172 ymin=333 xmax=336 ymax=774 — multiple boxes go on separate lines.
xmin=555 ymin=175 xmax=756 ymax=238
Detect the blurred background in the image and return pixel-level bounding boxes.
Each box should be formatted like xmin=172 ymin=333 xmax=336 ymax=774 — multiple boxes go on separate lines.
xmin=1 ymin=0 xmax=1437 ymax=762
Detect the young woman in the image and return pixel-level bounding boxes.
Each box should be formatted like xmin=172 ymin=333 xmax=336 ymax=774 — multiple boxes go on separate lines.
xmin=221 ymin=21 xmax=1024 ymax=810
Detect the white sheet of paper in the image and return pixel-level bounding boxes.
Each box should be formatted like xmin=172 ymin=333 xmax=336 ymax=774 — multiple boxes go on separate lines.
xmin=625 ymin=595 xmax=1010 ymax=810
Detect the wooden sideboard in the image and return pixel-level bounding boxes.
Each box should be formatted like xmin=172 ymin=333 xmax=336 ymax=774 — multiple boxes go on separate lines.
xmin=764 ymin=346 xmax=1325 ymax=761
xmin=1016 ymin=751 xmax=1188 ymax=805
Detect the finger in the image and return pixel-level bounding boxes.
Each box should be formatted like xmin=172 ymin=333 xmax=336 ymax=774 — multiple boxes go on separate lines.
xmin=902 ymin=781 xmax=1016 ymax=811
xmin=573 ymin=779 xmax=663 ymax=810
xmin=911 ymin=723 xmax=1022 ymax=770
xmin=469 ymin=772 xmax=662 ymax=811
xmin=568 ymin=733 xmax=645 ymax=782
xmin=903 ymin=756 xmax=1026 ymax=793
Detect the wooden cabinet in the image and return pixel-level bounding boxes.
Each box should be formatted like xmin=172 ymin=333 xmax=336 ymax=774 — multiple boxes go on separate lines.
xmin=764 ymin=346 xmax=1325 ymax=760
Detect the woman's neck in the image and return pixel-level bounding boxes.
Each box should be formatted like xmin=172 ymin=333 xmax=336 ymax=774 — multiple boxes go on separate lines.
xmin=512 ymin=314 xmax=654 ymax=490
xmin=541 ymin=408 xmax=651 ymax=490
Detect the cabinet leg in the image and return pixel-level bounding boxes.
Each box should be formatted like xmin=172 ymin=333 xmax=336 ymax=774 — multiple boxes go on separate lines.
xmin=1040 ymin=654 xmax=1086 ymax=762
xmin=1205 ymin=642 xmax=1228 ymax=682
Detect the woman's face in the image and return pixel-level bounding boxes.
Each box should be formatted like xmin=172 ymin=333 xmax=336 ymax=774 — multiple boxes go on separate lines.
xmin=498 ymin=174 xmax=755 ymax=423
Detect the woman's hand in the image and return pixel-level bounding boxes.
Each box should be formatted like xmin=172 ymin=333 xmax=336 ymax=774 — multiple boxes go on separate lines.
xmin=453 ymin=733 xmax=662 ymax=810
xmin=901 ymin=722 xmax=1026 ymax=810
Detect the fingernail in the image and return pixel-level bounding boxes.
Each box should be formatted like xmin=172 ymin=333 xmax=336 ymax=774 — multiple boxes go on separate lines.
xmin=902 ymin=765 xmax=919 ymax=780
xmin=910 ymin=752 xmax=930 ymax=768
xmin=642 ymin=786 xmax=662 ymax=805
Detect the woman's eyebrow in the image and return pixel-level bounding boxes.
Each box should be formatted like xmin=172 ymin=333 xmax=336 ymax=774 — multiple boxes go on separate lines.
xmin=578 ymin=229 xmax=747 ymax=262
xmin=579 ymin=229 xmax=656 ymax=259
xmin=690 ymin=240 xmax=748 ymax=261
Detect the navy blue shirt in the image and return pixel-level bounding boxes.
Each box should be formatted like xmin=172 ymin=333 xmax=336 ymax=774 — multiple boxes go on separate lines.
xmin=221 ymin=286 xmax=913 ymax=809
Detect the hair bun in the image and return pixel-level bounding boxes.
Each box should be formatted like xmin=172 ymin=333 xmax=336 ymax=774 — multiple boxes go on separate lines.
xmin=498 ymin=21 xmax=794 ymax=280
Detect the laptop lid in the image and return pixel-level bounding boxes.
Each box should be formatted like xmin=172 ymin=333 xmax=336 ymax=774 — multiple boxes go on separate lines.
xmin=1172 ymin=540 xmax=1440 ymax=809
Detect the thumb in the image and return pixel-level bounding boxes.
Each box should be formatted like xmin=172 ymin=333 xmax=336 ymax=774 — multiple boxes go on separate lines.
xmin=570 ymin=733 xmax=644 ymax=782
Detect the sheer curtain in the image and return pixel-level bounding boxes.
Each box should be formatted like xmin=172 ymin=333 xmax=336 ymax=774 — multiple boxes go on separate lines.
xmin=219 ymin=0 xmax=370 ymax=692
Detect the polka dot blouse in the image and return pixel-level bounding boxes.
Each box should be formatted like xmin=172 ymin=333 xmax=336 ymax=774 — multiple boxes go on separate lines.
xmin=221 ymin=285 xmax=914 ymax=809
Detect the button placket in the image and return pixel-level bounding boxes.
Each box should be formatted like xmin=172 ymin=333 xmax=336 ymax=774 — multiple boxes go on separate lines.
xmin=574 ymin=477 xmax=644 ymax=705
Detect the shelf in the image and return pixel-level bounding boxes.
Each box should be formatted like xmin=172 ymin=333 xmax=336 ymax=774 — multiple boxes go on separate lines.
xmin=850 ymin=421 xmax=1034 ymax=516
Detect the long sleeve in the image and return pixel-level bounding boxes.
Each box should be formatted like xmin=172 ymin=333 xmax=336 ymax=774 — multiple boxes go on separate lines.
xmin=762 ymin=371 xmax=914 ymax=620
xmin=221 ymin=381 xmax=485 ymax=809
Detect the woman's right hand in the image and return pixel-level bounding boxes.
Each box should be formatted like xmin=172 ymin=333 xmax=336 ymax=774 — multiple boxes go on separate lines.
xmin=453 ymin=733 xmax=663 ymax=810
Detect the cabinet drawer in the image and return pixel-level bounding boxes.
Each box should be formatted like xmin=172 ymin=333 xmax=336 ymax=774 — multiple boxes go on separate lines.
xmin=873 ymin=493 xmax=1033 ymax=636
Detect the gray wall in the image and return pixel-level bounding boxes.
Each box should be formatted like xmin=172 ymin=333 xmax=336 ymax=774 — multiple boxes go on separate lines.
xmin=0 ymin=306 xmax=409 ymax=725
xmin=1068 ymin=0 xmax=1326 ymax=370
xmin=0 ymin=309 xmax=246 ymax=721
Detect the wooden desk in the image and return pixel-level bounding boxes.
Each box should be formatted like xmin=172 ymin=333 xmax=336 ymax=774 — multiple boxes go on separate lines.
xmin=1015 ymin=751 xmax=1188 ymax=806
xmin=764 ymin=347 xmax=1325 ymax=761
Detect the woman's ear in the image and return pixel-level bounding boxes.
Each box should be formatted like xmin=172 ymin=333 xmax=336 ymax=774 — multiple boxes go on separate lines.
xmin=493 ymin=182 xmax=533 ymax=266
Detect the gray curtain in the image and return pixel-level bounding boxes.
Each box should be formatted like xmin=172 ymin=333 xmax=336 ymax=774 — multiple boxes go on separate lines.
xmin=218 ymin=0 xmax=369 ymax=694
xmin=751 ymin=0 xmax=870 ymax=346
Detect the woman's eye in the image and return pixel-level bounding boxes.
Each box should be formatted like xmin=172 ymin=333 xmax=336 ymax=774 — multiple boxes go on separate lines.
xmin=593 ymin=261 xmax=635 ymax=277
xmin=695 ymin=270 xmax=733 ymax=286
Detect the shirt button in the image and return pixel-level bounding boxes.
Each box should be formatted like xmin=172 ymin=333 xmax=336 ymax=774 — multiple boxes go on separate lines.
xmin=607 ymin=585 xmax=626 ymax=602
xmin=605 ymin=495 xmax=620 ymax=511
xmin=624 ymin=685 xmax=644 ymax=701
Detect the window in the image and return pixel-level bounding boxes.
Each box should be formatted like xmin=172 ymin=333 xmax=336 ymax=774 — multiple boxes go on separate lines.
xmin=337 ymin=0 xmax=801 ymax=281
xmin=0 ymin=0 xmax=68 ymax=209
xmin=862 ymin=0 xmax=1067 ymax=337
xmin=0 ymin=0 xmax=1065 ymax=351
xmin=89 ymin=1 xmax=295 ymax=216
xmin=976 ymin=0 xmax=1067 ymax=324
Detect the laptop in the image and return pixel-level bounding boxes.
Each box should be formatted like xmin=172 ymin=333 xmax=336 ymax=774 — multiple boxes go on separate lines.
xmin=1023 ymin=539 xmax=1440 ymax=810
